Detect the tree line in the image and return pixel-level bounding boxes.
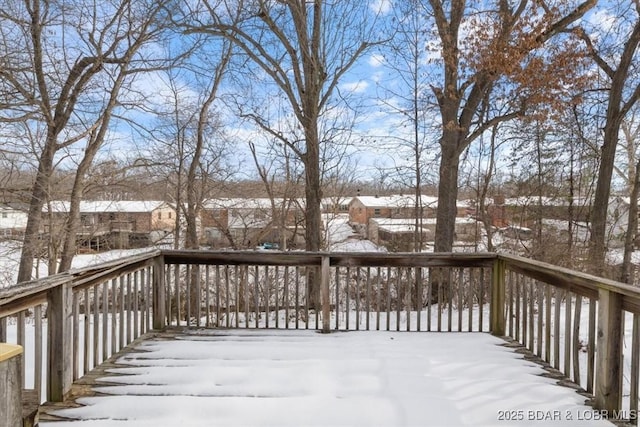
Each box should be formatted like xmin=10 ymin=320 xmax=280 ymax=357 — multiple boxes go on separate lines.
xmin=1 ymin=0 xmax=639 ymax=285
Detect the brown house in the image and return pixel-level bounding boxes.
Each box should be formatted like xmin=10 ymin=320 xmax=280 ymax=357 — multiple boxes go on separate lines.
xmin=202 ymin=198 xmax=305 ymax=249
xmin=0 ymin=203 xmax=28 ymax=237
xmin=479 ymin=196 xmax=591 ymax=229
xmin=321 ymin=197 xmax=350 ymax=214
xmin=45 ymin=201 xmax=176 ymax=250
xmin=348 ymin=195 xmax=445 ymax=242
xmin=369 ymin=217 xmax=480 ymax=251
xmin=348 ymin=195 xmax=439 ymax=226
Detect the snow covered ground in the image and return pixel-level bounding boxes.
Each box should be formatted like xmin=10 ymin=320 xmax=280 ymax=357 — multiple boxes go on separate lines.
xmin=0 ymin=214 xmax=383 ymax=289
xmin=0 ymin=240 xmax=158 ymax=288
xmin=40 ymin=330 xmax=614 ymax=426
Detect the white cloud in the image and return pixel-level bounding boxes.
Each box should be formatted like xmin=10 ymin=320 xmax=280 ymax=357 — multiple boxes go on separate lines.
xmin=340 ymin=80 xmax=370 ymax=94
xmin=369 ymin=0 xmax=392 ymax=15
xmin=586 ymin=8 xmax=616 ymax=31
xmin=371 ymin=70 xmax=384 ymax=84
xmin=368 ymin=54 xmax=385 ymax=68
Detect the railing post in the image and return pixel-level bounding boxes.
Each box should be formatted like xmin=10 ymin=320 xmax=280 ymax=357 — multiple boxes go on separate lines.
xmin=321 ymin=255 xmax=330 ymax=333
xmin=595 ymin=288 xmax=623 ymax=412
xmin=490 ymin=257 xmax=506 ymax=336
xmin=153 ymin=255 xmax=166 ymax=331
xmin=47 ymin=281 xmax=73 ymax=402
xmin=0 ymin=344 xmax=23 ymax=426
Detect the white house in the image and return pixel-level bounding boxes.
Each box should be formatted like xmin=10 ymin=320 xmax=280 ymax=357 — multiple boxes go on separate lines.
xmin=0 ymin=203 xmax=28 ymax=236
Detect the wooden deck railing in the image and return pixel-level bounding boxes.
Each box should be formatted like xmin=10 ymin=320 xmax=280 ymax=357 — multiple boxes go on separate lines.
xmin=1 ymin=250 xmax=640 ymax=423
xmin=0 ymin=250 xmax=160 ymax=406
xmin=160 ymin=251 xmax=496 ymax=333
xmin=499 ymin=254 xmax=640 ymax=419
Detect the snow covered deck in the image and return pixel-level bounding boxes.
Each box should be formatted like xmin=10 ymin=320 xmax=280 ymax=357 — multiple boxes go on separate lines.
xmin=39 ymin=329 xmax=614 ymax=426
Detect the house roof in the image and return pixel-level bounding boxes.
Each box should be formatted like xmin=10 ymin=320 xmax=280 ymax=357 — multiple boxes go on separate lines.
xmin=204 ymin=198 xmax=304 ymax=210
xmin=378 ymin=224 xmax=423 ymax=233
xmin=371 ymin=217 xmax=476 ymax=226
xmin=351 ymin=195 xmax=439 ymax=209
xmin=0 ymin=202 xmax=29 ymax=212
xmin=45 ymin=201 xmax=170 ymax=213
xmin=371 ymin=218 xmax=419 ymax=224
xmin=321 ymin=197 xmax=351 ymax=206
xmin=502 ymin=196 xmax=591 ymax=207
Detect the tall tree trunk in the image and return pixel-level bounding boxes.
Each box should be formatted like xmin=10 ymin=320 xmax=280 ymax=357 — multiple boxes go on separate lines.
xmin=567 ymin=135 xmax=575 ymax=266
xmin=432 ymin=140 xmax=460 ymax=304
xmin=584 ymin=18 xmax=640 ymax=277
xmin=589 ymin=113 xmax=623 ymax=276
xmin=428 ymin=0 xmax=595 ymax=255
xmin=434 ymin=141 xmax=460 ymax=253
xmin=413 ymin=75 xmax=423 ymax=253
xmin=17 ymin=135 xmax=56 ymax=283
xmin=304 ymin=124 xmax=322 ymax=308
xmin=621 ymin=158 xmax=640 ymax=284
xmin=57 ymin=155 xmax=91 ymax=273
xmin=59 ymin=76 xmax=125 ymax=273
xmin=478 ymin=126 xmax=498 ymax=253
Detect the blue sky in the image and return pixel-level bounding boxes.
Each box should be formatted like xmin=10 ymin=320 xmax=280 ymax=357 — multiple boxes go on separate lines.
xmin=11 ymin=0 xmax=631 ymax=192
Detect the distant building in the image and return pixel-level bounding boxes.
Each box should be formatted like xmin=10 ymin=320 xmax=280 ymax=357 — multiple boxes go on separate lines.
xmin=321 ymin=197 xmax=350 ymax=214
xmin=348 ymin=195 xmax=481 ymax=244
xmin=202 ymin=198 xmax=305 ymax=249
xmin=497 ymin=196 xmax=591 ymax=228
xmin=44 ymin=201 xmax=176 ymax=250
xmin=0 ymin=203 xmax=28 ymax=237
xmin=348 ymin=195 xmax=439 ymax=227
xmin=369 ymin=217 xmax=479 ymax=251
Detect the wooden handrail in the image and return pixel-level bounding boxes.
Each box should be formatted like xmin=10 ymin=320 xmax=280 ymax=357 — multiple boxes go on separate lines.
xmin=2 ymin=250 xmax=640 ymax=420
xmin=498 ymin=255 xmax=640 ymax=421
xmin=0 ymin=250 xmax=160 ymax=318
xmin=499 ymin=253 xmax=640 ymax=304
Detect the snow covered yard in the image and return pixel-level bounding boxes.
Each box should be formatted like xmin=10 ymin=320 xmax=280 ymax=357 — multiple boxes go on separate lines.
xmin=40 ymin=330 xmax=614 ymax=427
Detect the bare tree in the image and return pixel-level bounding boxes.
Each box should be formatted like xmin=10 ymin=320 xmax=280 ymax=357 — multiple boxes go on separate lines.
xmin=57 ymin=1 xmax=173 ymax=272
xmin=183 ymin=1 xmax=381 ymax=241
xmin=622 ymin=160 xmax=640 ymax=284
xmin=0 ymin=0 xmax=173 ymax=281
xmin=249 ymin=137 xmax=305 ymax=250
xmin=619 ymin=117 xmax=640 ymax=283
xmin=471 ymin=123 xmax=503 ymax=253
xmin=375 ymin=0 xmax=438 ymax=252
xmin=180 ymin=0 xmax=384 ymax=305
xmin=185 ymin=42 xmax=235 ymax=251
xmin=576 ymin=2 xmax=640 ymax=275
xmin=146 ymin=59 xmax=234 ymax=251
xmin=426 ymin=0 xmax=595 ymax=253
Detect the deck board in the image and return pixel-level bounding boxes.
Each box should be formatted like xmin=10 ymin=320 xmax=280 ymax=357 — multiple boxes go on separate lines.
xmin=38 ymin=329 xmax=615 ymax=426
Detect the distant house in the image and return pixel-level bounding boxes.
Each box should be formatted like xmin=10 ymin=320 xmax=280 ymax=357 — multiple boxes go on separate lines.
xmin=44 ymin=201 xmax=176 ymax=250
xmin=348 ymin=195 xmax=439 ymax=227
xmin=348 ymin=195 xmax=473 ymax=242
xmin=0 ymin=203 xmax=28 ymax=237
xmin=321 ymin=197 xmax=350 ymax=214
xmin=606 ymin=196 xmax=640 ymax=247
xmin=465 ymin=196 xmax=508 ymax=228
xmin=367 ymin=218 xmax=429 ymax=251
xmin=369 ymin=217 xmax=480 ymax=251
xmin=500 ymin=196 xmax=591 ymax=228
xmin=470 ymin=195 xmax=592 ymax=229
xmin=202 ymin=198 xmax=305 ymax=249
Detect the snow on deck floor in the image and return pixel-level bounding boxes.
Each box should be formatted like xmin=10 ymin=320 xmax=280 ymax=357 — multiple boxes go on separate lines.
xmin=42 ymin=330 xmax=614 ymax=427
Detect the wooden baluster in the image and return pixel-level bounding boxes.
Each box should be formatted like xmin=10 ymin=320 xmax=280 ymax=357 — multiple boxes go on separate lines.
xmin=47 ymin=281 xmax=73 ymax=402
xmin=490 ymin=259 xmax=505 ymax=336
xmin=153 ymin=256 xmax=166 ymax=331
xmin=595 ymin=288 xmax=623 ymax=413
